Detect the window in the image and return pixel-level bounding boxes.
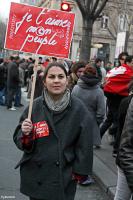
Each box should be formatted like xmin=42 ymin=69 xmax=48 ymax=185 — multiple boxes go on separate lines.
xmin=101 ymin=15 xmax=109 ymax=29
xmin=119 ymin=14 xmax=126 ymax=31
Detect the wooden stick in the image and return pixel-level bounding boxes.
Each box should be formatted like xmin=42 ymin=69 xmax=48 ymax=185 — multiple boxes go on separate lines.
xmin=28 ymin=64 xmax=37 ymax=119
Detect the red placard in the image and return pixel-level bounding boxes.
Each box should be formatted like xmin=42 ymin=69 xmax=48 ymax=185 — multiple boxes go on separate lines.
xmin=4 ymin=3 xmax=75 ymax=58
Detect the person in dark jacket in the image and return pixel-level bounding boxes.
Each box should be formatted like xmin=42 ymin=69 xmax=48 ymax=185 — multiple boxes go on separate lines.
xmin=114 ymin=80 xmax=133 ymax=156
xmin=34 ymin=67 xmax=44 ymax=99
xmin=0 ymin=59 xmax=6 ymax=105
xmin=114 ymin=80 xmax=133 ymax=200
xmin=7 ymin=56 xmax=20 ymax=110
xmin=72 ymin=63 xmax=105 ymax=147
xmin=72 ymin=63 xmax=105 ymax=185
xmin=94 ymin=58 xmax=102 ymax=82
xmin=13 ymin=62 xmax=93 ymax=200
xmin=118 ymin=96 xmax=133 ymax=198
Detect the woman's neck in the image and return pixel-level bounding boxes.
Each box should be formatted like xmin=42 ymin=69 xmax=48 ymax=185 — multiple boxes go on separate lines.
xmin=48 ymin=92 xmax=64 ymax=102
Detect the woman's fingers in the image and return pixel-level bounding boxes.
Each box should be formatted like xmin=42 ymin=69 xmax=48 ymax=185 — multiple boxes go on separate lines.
xmin=22 ymin=118 xmax=33 ymax=135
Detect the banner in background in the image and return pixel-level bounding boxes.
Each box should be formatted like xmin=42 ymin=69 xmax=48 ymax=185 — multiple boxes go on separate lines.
xmin=115 ymin=32 xmax=127 ymax=59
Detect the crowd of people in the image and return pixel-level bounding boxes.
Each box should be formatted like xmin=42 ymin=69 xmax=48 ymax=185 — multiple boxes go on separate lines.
xmin=1 ymin=52 xmax=133 ymax=199
xmin=0 ymin=56 xmax=51 ymax=110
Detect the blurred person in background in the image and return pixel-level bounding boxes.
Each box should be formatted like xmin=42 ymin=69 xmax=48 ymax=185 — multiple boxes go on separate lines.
xmin=38 ymin=57 xmax=44 ymax=65
xmin=94 ymin=58 xmax=102 ymax=82
xmin=43 ymin=58 xmax=50 ymax=68
xmin=14 ymin=60 xmax=25 ymax=107
xmin=100 ymin=52 xmax=129 ymax=141
xmin=100 ymin=60 xmax=106 ymax=86
xmin=118 ymin=52 xmax=129 ymax=66
xmin=72 ymin=62 xmax=105 ymax=147
xmin=0 ymin=57 xmax=9 ymax=105
xmin=72 ymin=62 xmax=105 ymax=185
xmin=51 ymin=57 xmax=57 ymax=63
xmin=7 ymin=56 xmax=20 ymax=111
xmin=33 ymin=65 xmax=45 ymax=99
xmin=0 ymin=58 xmax=5 ymax=105
xmin=19 ymin=58 xmax=28 ymax=88
xmin=25 ymin=57 xmax=34 ymax=93
xmin=101 ymin=54 xmax=133 ymax=155
xmin=105 ymin=61 xmax=113 ymax=72
xmin=68 ymin=61 xmax=86 ymax=90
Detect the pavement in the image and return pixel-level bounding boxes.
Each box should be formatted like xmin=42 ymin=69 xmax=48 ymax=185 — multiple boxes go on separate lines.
xmin=93 ymin=134 xmax=117 ymax=199
xmin=22 ymin=88 xmax=117 ymax=200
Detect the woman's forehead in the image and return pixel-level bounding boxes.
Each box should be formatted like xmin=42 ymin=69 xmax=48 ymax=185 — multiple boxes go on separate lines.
xmin=47 ymin=66 xmax=65 ymax=74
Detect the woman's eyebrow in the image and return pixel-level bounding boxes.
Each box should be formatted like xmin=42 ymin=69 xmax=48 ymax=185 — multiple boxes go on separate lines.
xmin=48 ymin=73 xmax=64 ymax=76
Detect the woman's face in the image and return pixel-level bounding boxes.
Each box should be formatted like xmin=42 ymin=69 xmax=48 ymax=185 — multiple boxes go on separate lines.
xmin=119 ymin=56 xmax=126 ymax=65
xmin=76 ymin=67 xmax=85 ymax=78
xmin=44 ymin=66 xmax=68 ymax=99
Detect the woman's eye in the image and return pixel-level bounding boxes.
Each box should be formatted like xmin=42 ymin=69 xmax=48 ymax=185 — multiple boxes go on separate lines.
xmin=48 ymin=75 xmax=55 ymax=79
xmin=58 ymin=75 xmax=64 ymax=79
xmin=48 ymin=75 xmax=65 ymax=79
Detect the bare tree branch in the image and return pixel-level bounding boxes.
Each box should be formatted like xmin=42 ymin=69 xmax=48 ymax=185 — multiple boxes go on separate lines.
xmin=86 ymin=0 xmax=92 ymax=11
xmin=90 ymin=0 xmax=100 ymax=16
xmin=75 ymin=0 xmax=86 ymax=17
xmin=93 ymin=0 xmax=108 ymax=21
xmin=107 ymin=27 xmax=116 ymax=40
xmin=109 ymin=20 xmax=117 ymax=35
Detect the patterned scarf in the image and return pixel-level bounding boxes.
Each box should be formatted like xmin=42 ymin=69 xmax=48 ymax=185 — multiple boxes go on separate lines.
xmin=43 ymin=88 xmax=71 ymax=113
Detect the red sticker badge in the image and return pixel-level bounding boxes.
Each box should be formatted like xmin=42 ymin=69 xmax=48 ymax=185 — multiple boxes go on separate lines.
xmin=33 ymin=121 xmax=49 ymax=139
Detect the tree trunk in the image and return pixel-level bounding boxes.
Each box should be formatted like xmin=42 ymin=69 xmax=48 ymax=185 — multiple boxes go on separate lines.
xmin=79 ymin=18 xmax=93 ymax=62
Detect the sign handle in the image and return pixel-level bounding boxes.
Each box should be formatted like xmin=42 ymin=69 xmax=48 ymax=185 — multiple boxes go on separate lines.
xmin=28 ymin=64 xmax=37 ymax=119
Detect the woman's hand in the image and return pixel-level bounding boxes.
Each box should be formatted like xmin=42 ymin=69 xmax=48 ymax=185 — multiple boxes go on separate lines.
xmin=21 ymin=118 xmax=33 ymax=136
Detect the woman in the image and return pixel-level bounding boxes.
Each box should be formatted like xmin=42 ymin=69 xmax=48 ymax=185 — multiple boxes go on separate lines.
xmin=13 ymin=62 xmax=93 ymax=200
xmin=72 ymin=63 xmax=105 ymax=147
xmin=72 ymin=63 xmax=105 ymax=185
xmin=68 ymin=61 xmax=86 ymax=90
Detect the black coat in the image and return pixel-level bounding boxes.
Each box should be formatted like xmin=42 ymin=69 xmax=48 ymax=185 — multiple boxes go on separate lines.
xmin=13 ymin=95 xmax=93 ymax=200
xmin=34 ymin=70 xmax=44 ymax=99
xmin=7 ymin=61 xmax=19 ymax=89
xmin=118 ymin=97 xmax=133 ymax=193
xmin=114 ymin=95 xmax=133 ymax=158
xmin=0 ymin=64 xmax=6 ymax=89
xmin=0 ymin=63 xmax=7 ymax=90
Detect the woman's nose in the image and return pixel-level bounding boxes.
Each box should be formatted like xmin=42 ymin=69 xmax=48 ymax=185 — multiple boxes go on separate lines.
xmin=54 ymin=76 xmax=59 ymax=82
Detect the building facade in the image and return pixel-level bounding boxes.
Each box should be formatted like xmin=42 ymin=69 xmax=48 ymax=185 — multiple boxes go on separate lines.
xmin=92 ymin=0 xmax=133 ymax=63
xmin=20 ymin=0 xmax=40 ymax=6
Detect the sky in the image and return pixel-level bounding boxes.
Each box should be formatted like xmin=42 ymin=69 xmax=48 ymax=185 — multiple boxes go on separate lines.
xmin=0 ymin=0 xmax=20 ymax=20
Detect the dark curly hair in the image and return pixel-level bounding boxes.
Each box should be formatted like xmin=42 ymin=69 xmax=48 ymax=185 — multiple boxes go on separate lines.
xmin=71 ymin=61 xmax=86 ymax=74
xmin=43 ymin=62 xmax=68 ymax=81
xmin=84 ymin=63 xmax=96 ymax=75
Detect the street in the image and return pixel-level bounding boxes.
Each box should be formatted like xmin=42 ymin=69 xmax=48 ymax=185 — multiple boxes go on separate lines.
xmin=0 ymin=97 xmax=111 ymax=200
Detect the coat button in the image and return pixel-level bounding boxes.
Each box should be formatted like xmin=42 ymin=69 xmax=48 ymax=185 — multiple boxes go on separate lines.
xmin=37 ymin=163 xmax=42 ymax=168
xmin=55 ymin=161 xmax=60 ymax=166
xmin=37 ymin=181 xmax=42 ymax=186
